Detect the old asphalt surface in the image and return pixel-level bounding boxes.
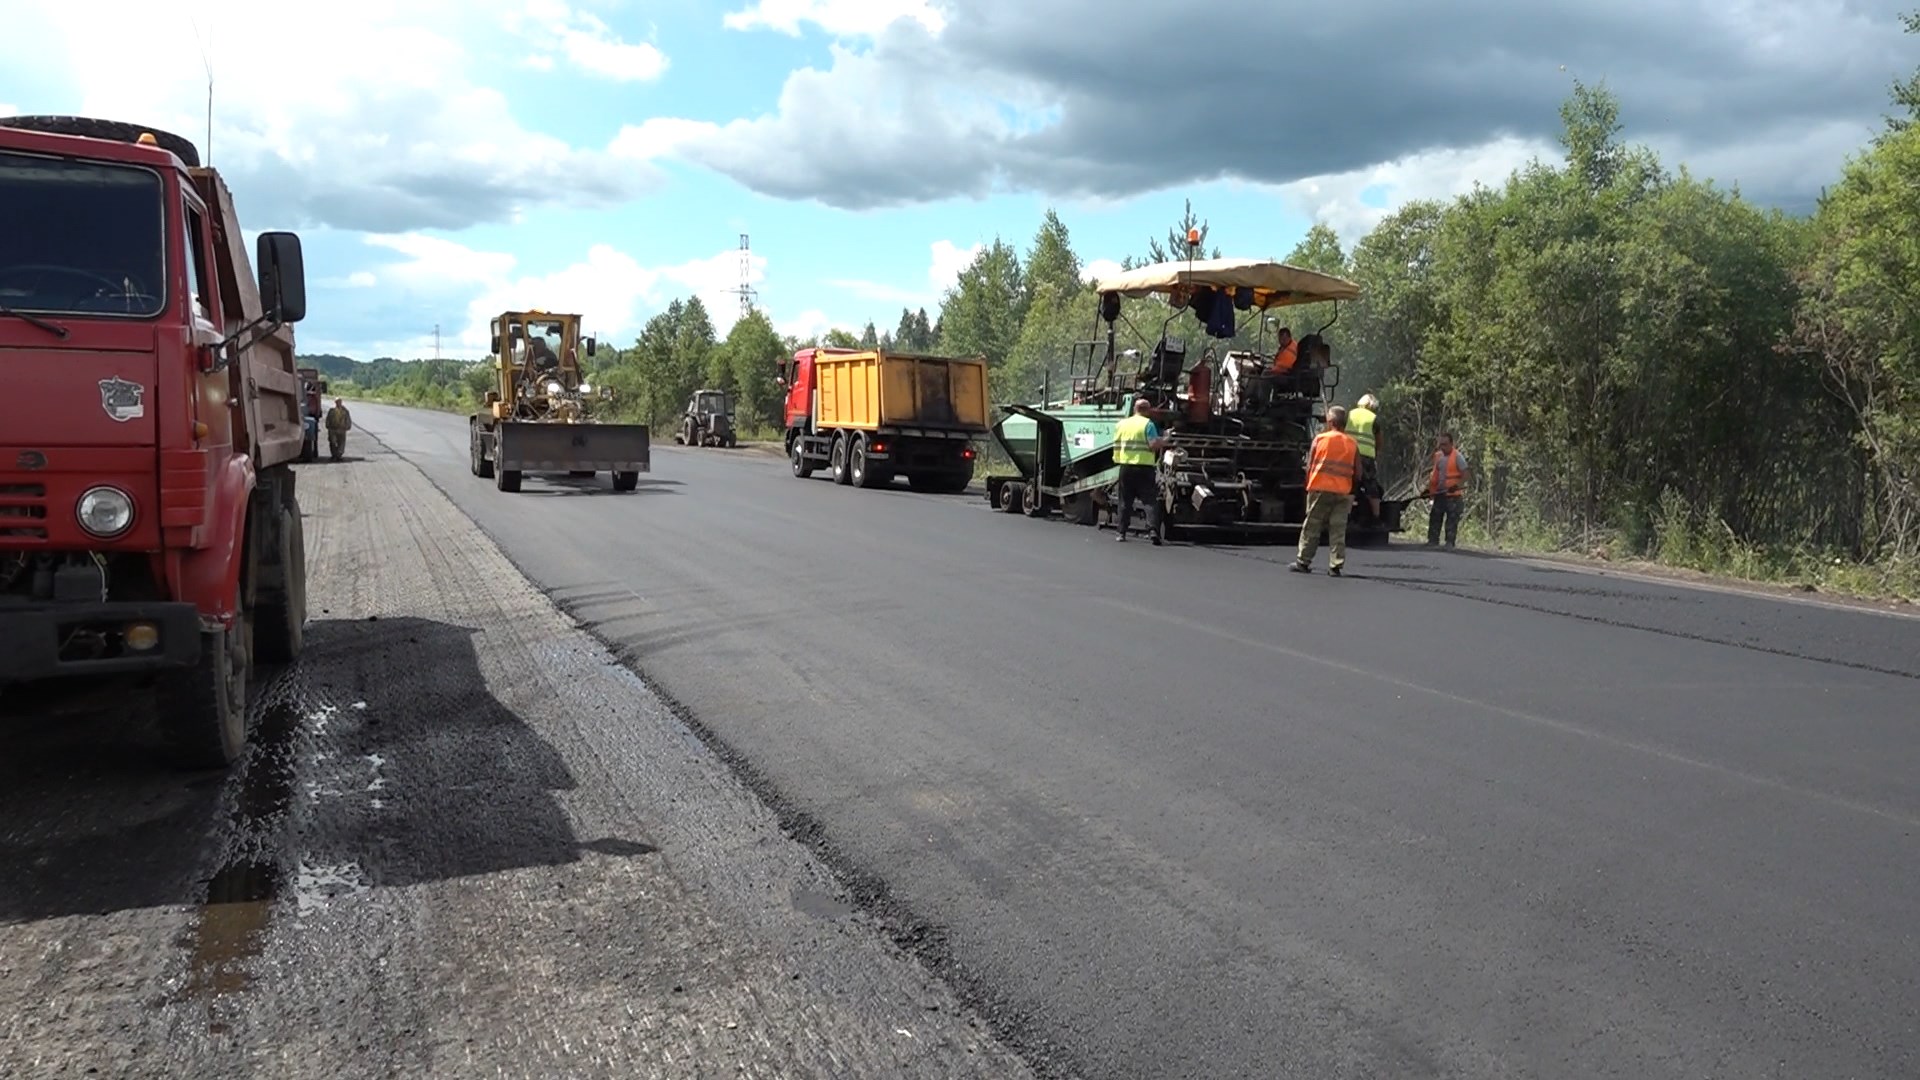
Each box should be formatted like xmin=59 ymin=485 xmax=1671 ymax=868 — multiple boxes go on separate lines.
xmin=8 ymin=400 xmax=1920 ymax=1079
xmin=0 ymin=424 xmax=1032 ymax=1079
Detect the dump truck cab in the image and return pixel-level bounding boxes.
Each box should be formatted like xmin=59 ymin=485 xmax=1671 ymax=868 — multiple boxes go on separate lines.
xmin=0 ymin=115 xmax=311 ymax=768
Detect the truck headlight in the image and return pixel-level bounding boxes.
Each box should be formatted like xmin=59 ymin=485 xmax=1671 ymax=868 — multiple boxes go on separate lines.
xmin=577 ymin=381 xmax=592 ymax=393
xmin=77 ymin=486 xmax=135 ymax=538
xmin=546 ymin=380 xmax=563 ymax=395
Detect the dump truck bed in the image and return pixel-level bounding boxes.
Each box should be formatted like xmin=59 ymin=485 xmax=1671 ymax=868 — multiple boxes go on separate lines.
xmin=495 ymin=420 xmax=651 ymax=473
xmin=815 ymin=350 xmax=990 ymax=433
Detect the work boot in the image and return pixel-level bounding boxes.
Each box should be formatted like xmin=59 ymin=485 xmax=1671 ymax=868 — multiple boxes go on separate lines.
xmin=1288 ymin=560 xmax=1311 ymax=574
xmin=1329 ymin=564 xmax=1343 ymax=577
xmin=1115 ymin=532 xmax=1128 ymax=542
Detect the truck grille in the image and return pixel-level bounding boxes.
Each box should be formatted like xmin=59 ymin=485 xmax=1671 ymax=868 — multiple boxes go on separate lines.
xmin=0 ymin=482 xmax=49 ymax=540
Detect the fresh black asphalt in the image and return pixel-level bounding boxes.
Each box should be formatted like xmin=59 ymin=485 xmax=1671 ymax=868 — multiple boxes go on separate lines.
xmin=358 ymin=402 xmax=1920 ymax=1080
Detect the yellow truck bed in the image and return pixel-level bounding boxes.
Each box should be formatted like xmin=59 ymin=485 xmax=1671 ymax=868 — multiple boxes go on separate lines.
xmin=815 ymin=350 xmax=990 ymax=433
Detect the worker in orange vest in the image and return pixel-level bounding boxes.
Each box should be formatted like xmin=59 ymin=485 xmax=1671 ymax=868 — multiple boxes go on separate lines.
xmin=1270 ymin=326 xmax=1298 ymax=375
xmin=1289 ymin=405 xmax=1361 ymax=576
xmin=1424 ymin=430 xmax=1471 ymax=548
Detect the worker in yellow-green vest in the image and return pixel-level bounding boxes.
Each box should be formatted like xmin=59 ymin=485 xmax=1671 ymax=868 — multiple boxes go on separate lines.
xmin=1112 ymin=396 xmax=1176 ymax=545
xmin=1350 ymin=393 xmax=1381 ymax=520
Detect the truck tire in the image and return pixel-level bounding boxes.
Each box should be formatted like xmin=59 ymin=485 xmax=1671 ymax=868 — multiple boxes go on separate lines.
xmin=253 ymin=503 xmax=306 ymax=664
xmin=830 ymin=433 xmax=852 ymax=485
xmin=495 ymin=465 xmax=521 ymax=492
xmin=851 ymin=437 xmax=883 ymax=488
xmin=470 ymin=420 xmax=494 ymax=478
xmin=613 ymin=470 xmax=639 ymax=491
xmin=0 ymin=115 xmax=202 ymax=166
xmin=790 ymin=436 xmax=815 ymax=478
xmin=156 ymin=619 xmax=250 ymax=770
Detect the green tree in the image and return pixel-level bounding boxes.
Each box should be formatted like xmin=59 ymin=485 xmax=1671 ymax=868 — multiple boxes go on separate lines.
xmin=723 ymin=308 xmax=788 ymax=430
xmin=937 ymin=237 xmax=1026 ymax=366
xmin=1024 ymin=208 xmax=1083 ymax=306
xmin=1887 ymin=10 xmax=1920 ymax=134
xmin=1789 ymin=121 xmax=1920 ymax=554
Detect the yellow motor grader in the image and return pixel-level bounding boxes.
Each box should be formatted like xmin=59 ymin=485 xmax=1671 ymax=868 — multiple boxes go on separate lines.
xmin=468 ymin=309 xmax=651 ymax=492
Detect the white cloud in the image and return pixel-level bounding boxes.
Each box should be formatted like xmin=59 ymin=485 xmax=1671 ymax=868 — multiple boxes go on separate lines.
xmin=722 ymin=0 xmax=948 ymax=37
xmin=362 ymin=234 xmax=772 ymax=353
xmin=552 ymin=12 xmax=669 ymax=81
xmin=825 ymin=279 xmax=927 ymax=305
xmin=5 ymin=1 xmax=664 ymax=233
xmin=824 ymin=238 xmax=981 ymax=315
xmin=1269 ymin=136 xmax=1556 ymax=243
xmin=774 ymin=308 xmax=854 ymax=340
xmin=317 ymin=270 xmax=380 ymax=289
xmin=928 ymin=239 xmax=981 ymax=293
xmin=1082 ymin=258 xmax=1123 ymax=285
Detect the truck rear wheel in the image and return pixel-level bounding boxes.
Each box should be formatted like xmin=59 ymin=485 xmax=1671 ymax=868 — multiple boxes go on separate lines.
xmin=830 ymin=434 xmax=852 ymax=485
xmin=613 ymin=471 xmax=639 ymax=491
xmin=156 ymin=619 xmax=250 ymax=770
xmin=851 ymin=437 xmax=884 ymax=488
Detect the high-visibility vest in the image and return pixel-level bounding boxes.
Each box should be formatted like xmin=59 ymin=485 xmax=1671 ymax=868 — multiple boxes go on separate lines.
xmin=1113 ymin=414 xmax=1156 ymax=466
xmin=1272 ymin=340 xmax=1298 ymax=374
xmin=1306 ymin=429 xmax=1359 ymax=494
xmin=1430 ymin=449 xmax=1464 ymax=495
xmin=1348 ymin=407 xmax=1376 ymax=459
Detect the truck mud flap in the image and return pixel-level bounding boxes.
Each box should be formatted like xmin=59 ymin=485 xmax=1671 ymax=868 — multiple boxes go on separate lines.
xmin=496 ymin=422 xmax=651 ymax=472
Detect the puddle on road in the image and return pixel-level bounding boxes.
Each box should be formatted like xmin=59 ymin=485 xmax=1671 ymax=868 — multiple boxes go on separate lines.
xmin=181 ymin=859 xmax=278 ymax=999
xmin=176 ymin=697 xmax=302 ymax=1008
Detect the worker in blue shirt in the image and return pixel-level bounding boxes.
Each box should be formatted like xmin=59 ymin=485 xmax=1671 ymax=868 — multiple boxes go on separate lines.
xmin=1111 ymin=397 xmax=1175 ymax=544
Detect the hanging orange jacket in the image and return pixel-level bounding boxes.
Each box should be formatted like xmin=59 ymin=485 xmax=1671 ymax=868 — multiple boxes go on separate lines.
xmin=1429 ymin=448 xmax=1465 ymax=496
xmin=1306 ymin=429 xmax=1359 ymax=494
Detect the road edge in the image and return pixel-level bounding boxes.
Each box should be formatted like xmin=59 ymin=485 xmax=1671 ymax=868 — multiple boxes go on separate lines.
xmin=349 ymin=422 xmax=1084 ymax=1080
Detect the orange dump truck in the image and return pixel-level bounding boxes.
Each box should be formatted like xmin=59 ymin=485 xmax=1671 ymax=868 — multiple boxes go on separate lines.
xmin=779 ymin=347 xmax=989 ymax=492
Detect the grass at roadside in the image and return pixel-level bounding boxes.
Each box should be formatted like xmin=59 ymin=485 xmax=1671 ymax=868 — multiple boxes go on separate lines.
xmin=1446 ymin=495 xmax=1918 ymax=607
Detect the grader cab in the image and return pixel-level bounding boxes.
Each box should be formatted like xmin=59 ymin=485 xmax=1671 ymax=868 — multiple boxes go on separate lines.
xmin=467 ymin=309 xmax=651 ymax=492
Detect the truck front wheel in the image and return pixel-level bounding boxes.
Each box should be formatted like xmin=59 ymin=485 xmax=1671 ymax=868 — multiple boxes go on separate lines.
xmin=156 ymin=618 xmax=250 ymax=770
xmin=253 ymin=502 xmax=306 ymax=664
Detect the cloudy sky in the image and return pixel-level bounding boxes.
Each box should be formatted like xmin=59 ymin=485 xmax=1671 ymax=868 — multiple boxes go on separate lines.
xmin=4 ymin=0 xmax=1914 ymax=359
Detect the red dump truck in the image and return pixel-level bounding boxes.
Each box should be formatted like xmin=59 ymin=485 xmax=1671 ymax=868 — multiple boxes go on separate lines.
xmin=0 ymin=115 xmax=310 ymax=768
xmin=780 ymin=346 xmax=989 ymax=492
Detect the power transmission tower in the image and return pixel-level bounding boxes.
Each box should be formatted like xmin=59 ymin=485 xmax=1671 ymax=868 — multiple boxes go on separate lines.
xmin=727 ymin=233 xmax=758 ymax=319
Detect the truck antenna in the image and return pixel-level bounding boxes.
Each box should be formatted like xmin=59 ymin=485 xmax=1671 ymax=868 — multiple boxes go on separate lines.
xmin=189 ymin=13 xmax=214 ymax=165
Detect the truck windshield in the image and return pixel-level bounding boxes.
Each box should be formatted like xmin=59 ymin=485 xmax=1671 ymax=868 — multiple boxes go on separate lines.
xmin=0 ymin=151 xmax=166 ymax=318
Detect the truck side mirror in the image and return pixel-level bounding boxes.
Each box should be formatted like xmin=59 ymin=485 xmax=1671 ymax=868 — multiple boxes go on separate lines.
xmin=585 ymin=336 xmax=597 ymax=357
xmin=256 ymin=231 xmax=307 ymax=324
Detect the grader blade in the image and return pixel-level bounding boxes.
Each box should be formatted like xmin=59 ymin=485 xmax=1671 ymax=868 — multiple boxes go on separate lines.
xmin=496 ymin=420 xmax=651 ymax=473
